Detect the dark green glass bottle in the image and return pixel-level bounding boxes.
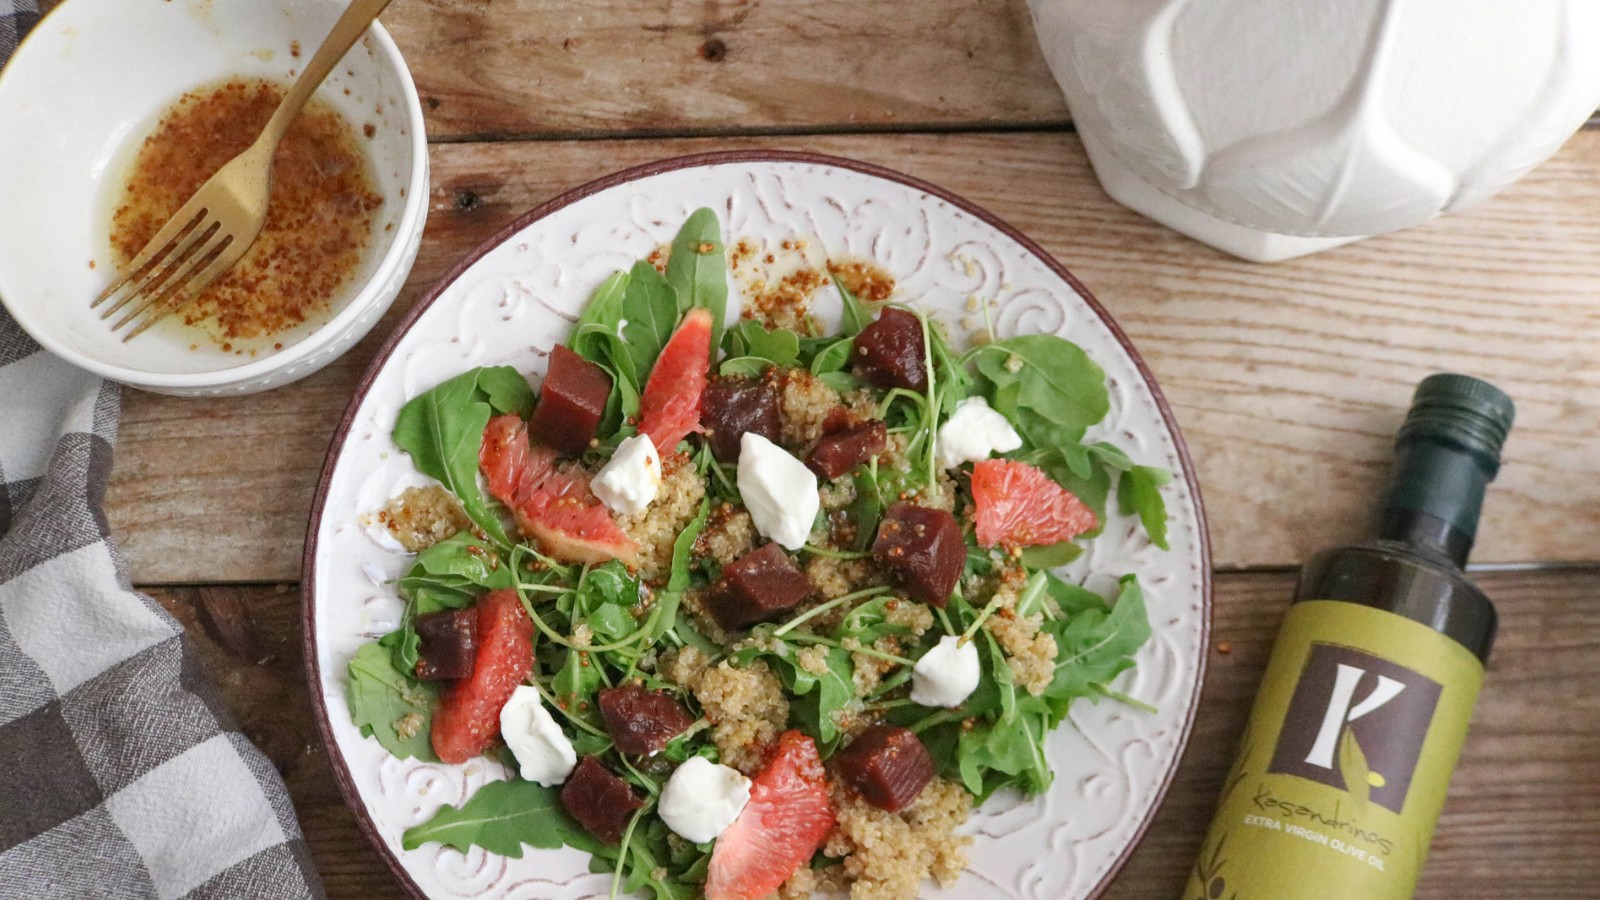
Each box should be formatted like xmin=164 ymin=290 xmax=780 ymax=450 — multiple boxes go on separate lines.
xmin=1186 ymin=374 xmax=1514 ymax=900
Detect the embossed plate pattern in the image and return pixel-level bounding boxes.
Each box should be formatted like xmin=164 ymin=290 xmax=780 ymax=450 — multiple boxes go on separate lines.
xmin=304 ymin=152 xmax=1212 ymax=900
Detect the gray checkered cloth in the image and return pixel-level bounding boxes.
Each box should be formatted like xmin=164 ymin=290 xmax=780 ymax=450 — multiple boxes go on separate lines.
xmin=0 ymin=7 xmax=325 ymax=897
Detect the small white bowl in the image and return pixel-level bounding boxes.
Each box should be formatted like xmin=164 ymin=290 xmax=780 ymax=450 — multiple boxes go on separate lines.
xmin=0 ymin=0 xmax=428 ymax=396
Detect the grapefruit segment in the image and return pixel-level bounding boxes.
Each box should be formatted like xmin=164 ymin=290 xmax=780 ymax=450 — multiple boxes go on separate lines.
xmin=638 ymin=307 xmax=713 ymax=454
xmin=430 ymin=589 xmax=533 ymax=763
xmin=705 ymin=731 xmax=834 ymax=900
xmin=479 ymin=414 xmax=639 ymax=565
xmin=970 ymin=458 xmax=1097 ymax=549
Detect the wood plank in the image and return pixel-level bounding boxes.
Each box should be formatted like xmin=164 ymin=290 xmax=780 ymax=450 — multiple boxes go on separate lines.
xmin=146 ymin=567 xmax=1600 ymax=898
xmin=107 ymin=130 xmax=1600 ymax=583
xmin=384 ymin=0 xmax=1069 ymax=140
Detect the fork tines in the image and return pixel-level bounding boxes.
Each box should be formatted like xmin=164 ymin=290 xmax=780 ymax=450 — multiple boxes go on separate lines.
xmin=93 ymin=206 xmax=235 ymax=341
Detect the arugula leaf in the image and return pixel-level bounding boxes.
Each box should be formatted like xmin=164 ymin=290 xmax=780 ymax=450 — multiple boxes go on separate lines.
xmin=572 ymin=269 xmax=630 ymax=333
xmin=1040 ymin=575 xmax=1151 ymax=719
xmin=831 ymin=272 xmax=872 ymax=337
xmin=667 ymin=499 xmax=709 ymax=593
xmin=392 ymin=367 xmax=533 ymax=546
xmin=402 ymin=778 xmax=601 ymax=857
xmin=569 ymin=268 xmax=670 ymax=438
xmin=387 ymin=530 xmax=517 ymax=671
xmin=719 ymin=357 xmax=776 ymax=378
xmin=619 ymin=261 xmax=681 ymax=377
xmin=1043 ymin=572 xmax=1114 ymax=616
xmin=724 ymin=319 xmax=800 ymax=368
xmin=347 ymin=642 xmax=439 ymax=761
xmin=407 ymin=531 xmax=515 ymax=597
xmin=589 ymin=816 xmax=703 ymax=900
xmin=957 ymin=705 xmax=1052 ymax=799
xmin=848 ymin=467 xmax=886 ymax=551
xmin=665 ymin=208 xmax=728 ymax=351
xmin=1018 ymin=540 xmax=1083 ymax=570
xmin=808 ymin=337 xmax=854 ymax=376
xmin=1119 ymin=465 xmax=1173 ymax=550
xmin=477 ymin=368 xmax=538 ymax=419
xmin=817 ymin=371 xmax=865 ymax=394
xmin=553 ymin=646 xmax=602 ymax=713
xmin=972 ymin=335 xmax=1109 ymax=448
xmin=733 ymin=638 xmax=854 ymax=746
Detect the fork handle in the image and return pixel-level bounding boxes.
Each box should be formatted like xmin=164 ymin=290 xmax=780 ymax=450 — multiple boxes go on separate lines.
xmin=260 ymin=0 xmax=398 ymax=149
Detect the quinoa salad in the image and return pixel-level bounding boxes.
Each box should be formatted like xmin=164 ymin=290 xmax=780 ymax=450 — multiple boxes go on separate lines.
xmin=348 ymin=209 xmax=1170 ymax=900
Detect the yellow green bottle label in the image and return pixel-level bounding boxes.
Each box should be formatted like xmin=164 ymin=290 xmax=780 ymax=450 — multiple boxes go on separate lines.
xmin=1186 ymin=600 xmax=1483 ymax=900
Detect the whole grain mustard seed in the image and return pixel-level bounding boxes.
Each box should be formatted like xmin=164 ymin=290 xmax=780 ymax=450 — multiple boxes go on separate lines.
xmin=109 ymin=77 xmax=382 ymax=348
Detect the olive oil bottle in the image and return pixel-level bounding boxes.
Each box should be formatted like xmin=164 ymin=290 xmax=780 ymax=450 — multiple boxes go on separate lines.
xmin=1187 ymin=374 xmax=1514 ymax=900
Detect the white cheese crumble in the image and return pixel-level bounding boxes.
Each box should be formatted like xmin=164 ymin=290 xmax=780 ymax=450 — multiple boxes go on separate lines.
xmin=935 ymin=396 xmax=1022 ymax=470
xmin=659 ymin=756 xmax=752 ymax=843
xmin=499 ymin=685 xmax=577 ymax=786
xmin=737 ymin=432 xmax=820 ymax=550
xmin=911 ymin=635 xmax=982 ymax=707
xmin=591 ymin=434 xmax=662 ymax=515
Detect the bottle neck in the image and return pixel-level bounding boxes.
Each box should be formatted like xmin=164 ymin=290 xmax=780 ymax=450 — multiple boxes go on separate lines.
xmin=1376 ymin=439 xmax=1491 ymax=568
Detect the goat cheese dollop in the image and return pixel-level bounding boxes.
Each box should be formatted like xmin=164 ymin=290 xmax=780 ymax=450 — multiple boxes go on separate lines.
xmin=659 ymin=756 xmax=752 ymax=843
xmin=591 ymin=434 xmax=662 ymax=516
xmin=910 ymin=635 xmax=982 ymax=707
xmin=500 ymin=685 xmax=578 ymax=786
xmin=737 ymin=432 xmax=820 ymax=550
xmin=935 ymin=396 xmax=1022 ymax=470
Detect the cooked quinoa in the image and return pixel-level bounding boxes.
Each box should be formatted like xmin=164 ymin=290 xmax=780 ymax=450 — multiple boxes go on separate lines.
xmin=984 ymin=575 xmax=1061 ymax=697
xmin=619 ymin=455 xmax=706 ymax=581
xmin=683 ymin=658 xmax=791 ymax=774
xmin=816 ymin=777 xmax=973 ymax=900
xmin=698 ymin=502 xmax=757 ymax=566
xmin=378 ymin=485 xmax=470 ymax=552
xmin=778 ymin=368 xmax=843 ymax=449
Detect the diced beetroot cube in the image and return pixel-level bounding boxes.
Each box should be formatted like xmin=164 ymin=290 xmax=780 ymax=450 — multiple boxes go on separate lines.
xmin=561 ymin=756 xmax=645 ymax=844
xmin=706 ymin=543 xmax=813 ymax=631
xmin=872 ymin=503 xmax=964 ymax=607
xmin=852 ymin=307 xmax=927 ymax=392
xmin=597 ymin=682 xmax=696 ymax=756
xmin=806 ymin=420 xmax=888 ymax=480
xmin=832 ymin=725 xmax=937 ymax=813
xmin=702 ymin=375 xmax=781 ymax=463
xmin=413 ymin=607 xmax=477 ymax=681
xmin=530 ymin=345 xmax=612 ymax=457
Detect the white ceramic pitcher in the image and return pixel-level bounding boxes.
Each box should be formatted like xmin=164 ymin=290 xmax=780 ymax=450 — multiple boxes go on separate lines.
xmin=1029 ymin=0 xmax=1600 ymax=261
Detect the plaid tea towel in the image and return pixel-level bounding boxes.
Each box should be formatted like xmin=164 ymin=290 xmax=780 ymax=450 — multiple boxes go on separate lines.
xmin=0 ymin=8 xmax=325 ymax=898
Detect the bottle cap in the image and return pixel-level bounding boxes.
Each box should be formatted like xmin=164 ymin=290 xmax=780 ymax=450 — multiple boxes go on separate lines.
xmin=1397 ymin=373 xmax=1515 ymax=477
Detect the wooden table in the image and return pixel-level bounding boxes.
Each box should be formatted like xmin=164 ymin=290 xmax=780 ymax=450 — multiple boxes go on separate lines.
xmin=105 ymin=2 xmax=1600 ymax=896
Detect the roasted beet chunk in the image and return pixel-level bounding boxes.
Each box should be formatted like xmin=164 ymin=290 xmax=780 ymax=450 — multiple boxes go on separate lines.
xmin=598 ymin=683 xmax=696 ymax=755
xmin=530 ymin=345 xmax=612 ymax=457
xmin=561 ymin=756 xmax=646 ymax=844
xmin=413 ymin=608 xmax=477 ymax=681
xmin=702 ymin=375 xmax=781 ymax=462
xmin=833 ymin=725 xmax=937 ymax=813
xmin=807 ymin=420 xmax=888 ymax=480
xmin=872 ymin=502 xmax=964 ymax=607
xmin=706 ymin=542 xmax=814 ymax=630
xmin=852 ymin=307 xmax=927 ymax=392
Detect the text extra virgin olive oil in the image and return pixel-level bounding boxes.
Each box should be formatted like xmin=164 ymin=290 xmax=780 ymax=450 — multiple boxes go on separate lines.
xmin=1187 ymin=374 xmax=1514 ymax=900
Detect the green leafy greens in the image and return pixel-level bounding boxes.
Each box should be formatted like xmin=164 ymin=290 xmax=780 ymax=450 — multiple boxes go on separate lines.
xmin=357 ymin=207 xmax=1176 ymax=899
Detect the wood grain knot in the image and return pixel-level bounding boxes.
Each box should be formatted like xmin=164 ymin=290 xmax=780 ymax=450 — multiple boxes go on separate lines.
xmin=700 ymin=39 xmax=727 ymax=62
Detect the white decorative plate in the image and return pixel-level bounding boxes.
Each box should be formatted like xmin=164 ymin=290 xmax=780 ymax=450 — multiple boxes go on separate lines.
xmin=304 ymin=152 xmax=1212 ymax=900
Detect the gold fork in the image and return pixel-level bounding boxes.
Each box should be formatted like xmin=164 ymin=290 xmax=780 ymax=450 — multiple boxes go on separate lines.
xmin=93 ymin=0 xmax=395 ymax=341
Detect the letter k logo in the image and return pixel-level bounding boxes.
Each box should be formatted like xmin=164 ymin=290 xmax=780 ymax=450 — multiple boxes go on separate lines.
xmin=1305 ymin=663 xmax=1406 ymax=770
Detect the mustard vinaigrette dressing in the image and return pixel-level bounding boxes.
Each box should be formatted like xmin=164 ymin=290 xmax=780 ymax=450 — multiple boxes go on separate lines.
xmin=1189 ymin=374 xmax=1514 ymax=900
xmin=106 ymin=77 xmax=382 ymax=355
